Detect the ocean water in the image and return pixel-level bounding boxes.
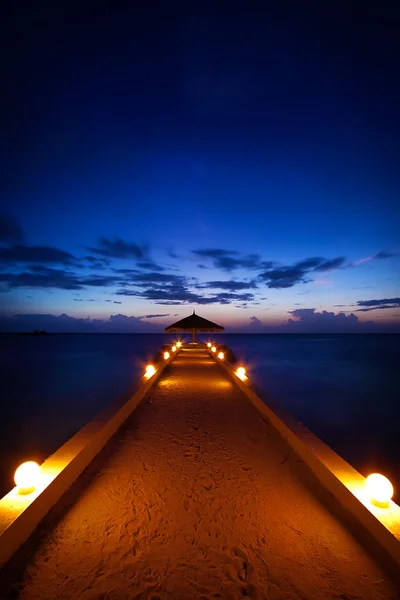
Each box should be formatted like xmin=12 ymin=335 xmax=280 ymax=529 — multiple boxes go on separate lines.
xmin=0 ymin=333 xmax=399 ymax=501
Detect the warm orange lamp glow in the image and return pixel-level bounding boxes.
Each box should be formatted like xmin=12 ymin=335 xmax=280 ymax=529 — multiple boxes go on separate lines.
xmin=236 ymin=366 xmax=246 ymax=380
xmin=176 ymin=341 xmax=182 ymax=348
xmin=207 ymin=342 xmax=212 ymax=347
xmin=171 ymin=345 xmax=177 ymax=352
xmin=211 ymin=346 xmax=216 ymax=353
xmin=145 ymin=364 xmax=156 ymax=378
xmin=218 ymin=351 xmax=224 ymax=359
xmin=164 ymin=351 xmax=170 ymax=359
xmin=365 ymin=473 xmax=394 ymax=507
xmin=14 ymin=461 xmax=41 ymax=494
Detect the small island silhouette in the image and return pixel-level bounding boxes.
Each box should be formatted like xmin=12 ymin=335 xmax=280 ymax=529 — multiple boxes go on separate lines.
xmin=20 ymin=330 xmax=51 ymax=336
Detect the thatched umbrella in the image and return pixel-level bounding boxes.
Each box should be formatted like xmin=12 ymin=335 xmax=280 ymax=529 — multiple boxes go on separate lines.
xmin=165 ymin=310 xmax=224 ymax=344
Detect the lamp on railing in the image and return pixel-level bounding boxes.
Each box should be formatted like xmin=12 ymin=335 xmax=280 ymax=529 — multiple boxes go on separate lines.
xmin=236 ymin=366 xmax=246 ymax=381
xmin=365 ymin=473 xmax=393 ymax=508
xmin=145 ymin=365 xmax=156 ymax=378
xmin=14 ymin=461 xmax=41 ymax=494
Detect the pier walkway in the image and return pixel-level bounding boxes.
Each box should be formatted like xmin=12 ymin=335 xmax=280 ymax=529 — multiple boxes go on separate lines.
xmin=1 ymin=348 xmax=398 ymax=599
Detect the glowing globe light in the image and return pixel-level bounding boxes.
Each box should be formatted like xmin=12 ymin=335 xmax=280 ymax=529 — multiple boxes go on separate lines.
xmin=218 ymin=351 xmax=224 ymax=359
xmin=211 ymin=346 xmax=216 ymax=353
xmin=145 ymin=364 xmax=156 ymax=378
xmin=164 ymin=351 xmax=170 ymax=359
xmin=207 ymin=342 xmax=212 ymax=347
xmin=176 ymin=341 xmax=182 ymax=348
xmin=365 ymin=473 xmax=394 ymax=507
xmin=171 ymin=345 xmax=177 ymax=352
xmin=236 ymin=366 xmax=246 ymax=380
xmin=14 ymin=461 xmax=41 ymax=494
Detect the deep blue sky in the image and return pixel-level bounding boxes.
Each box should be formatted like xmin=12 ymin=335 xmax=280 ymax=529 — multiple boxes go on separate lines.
xmin=1 ymin=1 xmax=399 ymax=332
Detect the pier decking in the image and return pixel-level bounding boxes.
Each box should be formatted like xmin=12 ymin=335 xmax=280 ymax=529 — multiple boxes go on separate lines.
xmin=0 ymin=348 xmax=398 ymax=599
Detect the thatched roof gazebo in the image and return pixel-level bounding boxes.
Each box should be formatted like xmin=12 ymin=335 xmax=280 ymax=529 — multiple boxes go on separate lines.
xmin=165 ymin=310 xmax=224 ymax=344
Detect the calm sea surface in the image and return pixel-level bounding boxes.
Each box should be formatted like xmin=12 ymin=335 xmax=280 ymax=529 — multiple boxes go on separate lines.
xmin=0 ymin=333 xmax=399 ymax=500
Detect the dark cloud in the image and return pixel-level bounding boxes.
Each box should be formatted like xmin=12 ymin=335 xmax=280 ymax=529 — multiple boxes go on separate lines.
xmin=192 ymin=248 xmax=270 ymax=272
xmin=287 ymin=309 xmax=360 ymax=332
xmin=0 ymin=244 xmax=77 ymax=266
xmin=129 ymin=273 xmax=186 ymax=285
xmin=84 ymin=256 xmax=110 ymax=269
xmin=354 ymin=297 xmax=400 ymax=312
xmin=136 ymin=261 xmax=165 ymax=272
xmin=73 ymin=298 xmax=95 ymax=302
xmin=259 ymin=265 xmax=311 ymax=288
xmin=247 ymin=315 xmax=263 ymax=330
xmin=238 ymin=308 xmax=377 ymax=333
xmin=113 ymin=301 xmax=122 ymax=304
xmin=0 ymin=313 xmax=159 ymax=333
xmin=142 ymin=314 xmax=170 ymax=319
xmin=0 ymin=267 xmax=118 ymax=291
xmin=375 ymin=250 xmax=395 ymax=259
xmin=86 ymin=236 xmax=148 ymax=259
xmin=295 ymin=258 xmax=324 ymax=270
xmin=196 ymin=280 xmax=257 ymax=291
xmin=116 ymin=284 xmax=254 ymax=306
xmin=112 ymin=268 xmax=141 ymax=274
xmin=212 ymin=292 xmax=254 ymax=304
xmin=313 ymin=257 xmax=346 ymax=271
xmin=81 ymin=275 xmax=119 ymax=287
xmin=259 ymin=256 xmax=346 ymax=289
xmin=0 ymin=214 xmax=24 ymax=243
xmin=374 ymin=250 xmax=394 ymax=259
xmin=0 ymin=269 xmax=82 ymax=290
xmin=347 ymin=249 xmax=399 ymax=268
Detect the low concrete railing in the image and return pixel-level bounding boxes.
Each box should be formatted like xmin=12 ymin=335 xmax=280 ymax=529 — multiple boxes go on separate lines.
xmin=0 ymin=348 xmax=179 ymax=569
xmin=209 ymin=346 xmax=400 ymax=576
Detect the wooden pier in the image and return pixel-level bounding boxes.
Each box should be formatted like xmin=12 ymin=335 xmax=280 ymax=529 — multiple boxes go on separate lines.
xmin=0 ymin=346 xmax=399 ymax=599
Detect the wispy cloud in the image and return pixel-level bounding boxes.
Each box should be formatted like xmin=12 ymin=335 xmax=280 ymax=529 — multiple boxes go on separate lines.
xmin=0 ymin=245 xmax=77 ymax=266
xmin=192 ymin=248 xmax=272 ymax=272
xmin=349 ymin=249 xmax=399 ymax=267
xmin=0 ymin=267 xmax=119 ymax=291
xmin=86 ymin=236 xmax=148 ymax=259
xmin=195 ymin=280 xmax=257 ymax=291
xmin=117 ymin=283 xmax=254 ymax=306
xmin=354 ymin=297 xmax=400 ymax=312
xmin=258 ymin=256 xmax=346 ymax=289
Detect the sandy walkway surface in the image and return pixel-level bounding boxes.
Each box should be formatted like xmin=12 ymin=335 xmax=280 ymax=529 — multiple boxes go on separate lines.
xmin=1 ymin=349 xmax=398 ymax=599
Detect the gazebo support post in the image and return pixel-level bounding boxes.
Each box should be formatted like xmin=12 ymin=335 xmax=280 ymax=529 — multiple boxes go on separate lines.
xmin=192 ymin=329 xmax=196 ymax=344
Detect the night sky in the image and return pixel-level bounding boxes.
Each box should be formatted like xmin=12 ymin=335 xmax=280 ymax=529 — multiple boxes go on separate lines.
xmin=1 ymin=1 xmax=399 ymax=333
